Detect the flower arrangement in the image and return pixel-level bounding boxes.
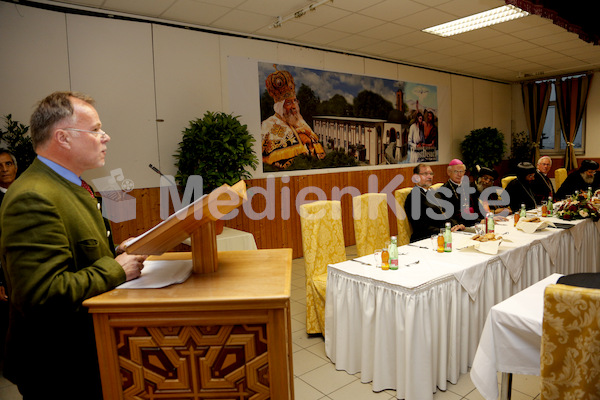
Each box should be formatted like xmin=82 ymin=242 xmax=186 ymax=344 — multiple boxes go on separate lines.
xmin=556 ymin=192 xmax=600 ymax=221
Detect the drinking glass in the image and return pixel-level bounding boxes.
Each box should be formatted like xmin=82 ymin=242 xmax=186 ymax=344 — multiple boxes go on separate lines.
xmin=430 ymin=234 xmax=438 ymax=251
xmin=373 ymin=249 xmax=382 ymax=268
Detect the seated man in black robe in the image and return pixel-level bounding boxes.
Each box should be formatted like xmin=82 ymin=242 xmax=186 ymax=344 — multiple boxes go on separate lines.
xmin=438 ymin=159 xmax=479 ymax=226
xmin=555 ymin=159 xmax=599 ymax=200
xmin=471 ymin=165 xmax=510 ymax=218
xmin=505 ymin=162 xmax=538 ymax=212
xmin=404 ymin=163 xmax=465 ymax=242
xmin=530 ymin=156 xmax=555 ymax=204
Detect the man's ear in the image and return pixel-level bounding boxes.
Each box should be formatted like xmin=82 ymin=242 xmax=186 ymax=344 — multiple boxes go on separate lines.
xmin=55 ymin=128 xmax=71 ymax=149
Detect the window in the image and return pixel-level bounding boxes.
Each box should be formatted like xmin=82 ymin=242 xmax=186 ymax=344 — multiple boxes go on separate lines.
xmin=540 ymin=80 xmax=585 ymax=154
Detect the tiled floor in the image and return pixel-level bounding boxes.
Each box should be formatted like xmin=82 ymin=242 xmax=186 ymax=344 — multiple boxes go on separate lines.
xmin=0 ymin=245 xmax=542 ymax=399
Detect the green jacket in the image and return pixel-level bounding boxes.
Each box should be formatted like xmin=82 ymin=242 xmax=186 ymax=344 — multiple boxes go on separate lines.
xmin=0 ymin=158 xmax=126 ymax=398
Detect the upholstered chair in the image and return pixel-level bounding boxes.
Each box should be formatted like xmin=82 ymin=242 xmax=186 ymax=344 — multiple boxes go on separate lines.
xmin=501 ymin=175 xmax=517 ymax=189
xmin=352 ymin=193 xmax=390 ymax=257
xmin=540 ymin=283 xmax=600 ymax=399
xmin=431 ymin=182 xmax=443 ymax=189
xmin=554 ymin=168 xmax=567 ymax=191
xmin=299 ymin=200 xmax=346 ymax=334
xmin=393 ymin=188 xmax=413 ymax=246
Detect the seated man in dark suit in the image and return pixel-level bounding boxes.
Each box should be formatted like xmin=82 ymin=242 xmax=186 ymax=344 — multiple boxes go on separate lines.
xmin=555 ymin=159 xmax=599 ymax=200
xmin=438 ymin=159 xmax=479 ymax=226
xmin=505 ymin=162 xmax=538 ymax=211
xmin=404 ymin=163 xmax=465 ymax=242
xmin=530 ymin=156 xmax=555 ymax=204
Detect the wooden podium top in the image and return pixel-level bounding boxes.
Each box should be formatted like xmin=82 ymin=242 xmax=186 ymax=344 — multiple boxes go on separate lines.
xmin=84 ymin=249 xmax=292 ymax=314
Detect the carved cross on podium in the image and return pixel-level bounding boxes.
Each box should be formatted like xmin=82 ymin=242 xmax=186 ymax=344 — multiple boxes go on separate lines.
xmin=123 ymin=181 xmax=247 ymax=274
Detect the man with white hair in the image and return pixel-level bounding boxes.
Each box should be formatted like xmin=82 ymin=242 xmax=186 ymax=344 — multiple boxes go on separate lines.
xmin=261 ymin=65 xmax=325 ymax=169
xmin=531 ymin=155 xmax=555 ymax=204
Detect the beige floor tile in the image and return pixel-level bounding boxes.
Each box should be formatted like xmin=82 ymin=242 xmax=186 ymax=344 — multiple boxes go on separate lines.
xmin=327 ymin=380 xmax=396 ymax=400
xmin=445 ymin=371 xmax=476 ymax=397
xmin=294 ymin=377 xmax=325 ymax=400
xmin=291 ymin=329 xmax=324 ymax=349
xmin=292 ymin=348 xmax=329 ymax=376
xmin=432 ymin=388 xmax=463 ymax=400
xmin=511 ymin=374 xmax=541 ymax=398
xmin=305 ymin=339 xmax=328 ymax=361
xmin=298 ymin=362 xmax=357 ymax=395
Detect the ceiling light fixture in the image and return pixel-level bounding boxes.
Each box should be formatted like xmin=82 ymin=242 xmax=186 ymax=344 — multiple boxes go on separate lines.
xmin=423 ymin=5 xmax=529 ymax=37
xmin=269 ymin=0 xmax=333 ymax=29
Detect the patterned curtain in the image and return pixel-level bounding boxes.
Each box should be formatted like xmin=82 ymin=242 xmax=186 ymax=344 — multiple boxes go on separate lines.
xmin=521 ymin=81 xmax=551 ymax=163
xmin=554 ymin=74 xmax=593 ymax=171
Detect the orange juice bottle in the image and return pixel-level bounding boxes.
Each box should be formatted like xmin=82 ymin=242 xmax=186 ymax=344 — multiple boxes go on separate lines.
xmin=437 ymin=229 xmax=445 ymax=253
xmin=381 ymin=248 xmax=389 ymax=270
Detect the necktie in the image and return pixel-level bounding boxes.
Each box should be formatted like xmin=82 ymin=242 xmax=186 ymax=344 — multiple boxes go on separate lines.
xmin=81 ymin=179 xmax=95 ymax=198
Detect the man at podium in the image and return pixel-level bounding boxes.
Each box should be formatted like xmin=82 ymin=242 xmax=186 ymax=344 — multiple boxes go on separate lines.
xmin=0 ymin=91 xmax=147 ymax=400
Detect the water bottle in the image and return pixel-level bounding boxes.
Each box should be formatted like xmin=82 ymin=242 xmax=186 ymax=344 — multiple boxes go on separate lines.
xmin=486 ymin=212 xmax=495 ymax=234
xmin=389 ymin=236 xmax=398 ymax=270
xmin=520 ymin=203 xmax=527 ymax=218
xmin=547 ymin=196 xmax=553 ymax=215
xmin=443 ymin=222 xmax=452 ymax=252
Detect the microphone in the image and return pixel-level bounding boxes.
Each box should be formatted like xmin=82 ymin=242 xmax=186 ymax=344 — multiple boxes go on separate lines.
xmin=148 ymin=164 xmax=176 ymax=186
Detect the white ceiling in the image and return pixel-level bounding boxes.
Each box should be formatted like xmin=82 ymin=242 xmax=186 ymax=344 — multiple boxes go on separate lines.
xmin=33 ymin=0 xmax=600 ymax=82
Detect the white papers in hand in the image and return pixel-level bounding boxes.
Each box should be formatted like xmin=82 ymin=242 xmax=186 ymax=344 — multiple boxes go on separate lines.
xmin=116 ymin=259 xmax=193 ymax=289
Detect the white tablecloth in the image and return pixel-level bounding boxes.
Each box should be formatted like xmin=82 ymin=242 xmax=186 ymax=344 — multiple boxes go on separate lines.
xmin=470 ymin=273 xmax=563 ymax=400
xmin=325 ymin=218 xmax=600 ymax=400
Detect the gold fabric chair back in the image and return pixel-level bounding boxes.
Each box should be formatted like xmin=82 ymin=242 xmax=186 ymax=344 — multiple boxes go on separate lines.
xmin=431 ymin=182 xmax=443 ymax=189
xmin=393 ymin=188 xmax=413 ymax=246
xmin=554 ymin=168 xmax=567 ymax=191
xmin=540 ymin=283 xmax=600 ymax=399
xmin=501 ymin=175 xmax=517 ymax=189
xmin=352 ymin=193 xmax=390 ymax=257
xmin=299 ymin=200 xmax=346 ymax=334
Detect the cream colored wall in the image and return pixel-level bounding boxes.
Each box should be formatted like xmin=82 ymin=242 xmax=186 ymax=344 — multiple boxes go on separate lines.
xmin=1 ymin=2 xmax=518 ymax=188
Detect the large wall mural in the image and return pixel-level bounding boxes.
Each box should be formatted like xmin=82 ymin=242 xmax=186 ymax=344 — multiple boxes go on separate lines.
xmin=258 ymin=62 xmax=439 ymax=172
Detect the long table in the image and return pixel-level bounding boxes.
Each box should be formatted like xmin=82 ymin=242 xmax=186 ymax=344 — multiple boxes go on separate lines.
xmin=470 ymin=273 xmax=563 ymax=400
xmin=324 ymin=217 xmax=600 ymax=400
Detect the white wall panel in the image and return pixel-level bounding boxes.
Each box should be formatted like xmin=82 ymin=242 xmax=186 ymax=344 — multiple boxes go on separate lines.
xmin=153 ymin=24 xmax=222 ymax=179
xmin=0 ymin=3 xmax=70 ymax=123
xmin=66 ymin=14 xmax=157 ymax=188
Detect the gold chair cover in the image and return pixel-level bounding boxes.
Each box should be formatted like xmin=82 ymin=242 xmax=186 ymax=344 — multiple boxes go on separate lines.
xmin=352 ymin=193 xmax=390 ymax=257
xmin=540 ymin=283 xmax=600 ymax=400
xmin=554 ymin=168 xmax=567 ymax=191
xmin=501 ymin=175 xmax=517 ymax=189
xmin=393 ymin=188 xmax=413 ymax=246
xmin=299 ymin=200 xmax=346 ymax=334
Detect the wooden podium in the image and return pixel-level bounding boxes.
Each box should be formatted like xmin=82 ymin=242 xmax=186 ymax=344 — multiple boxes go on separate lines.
xmin=84 ymin=182 xmax=295 ymax=399
xmin=123 ymin=180 xmax=248 ymax=274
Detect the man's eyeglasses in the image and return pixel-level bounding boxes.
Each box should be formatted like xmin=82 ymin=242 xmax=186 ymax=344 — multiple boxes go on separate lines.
xmin=450 ymin=169 xmax=465 ymax=174
xmin=65 ymin=128 xmax=108 ymax=137
xmin=419 ymin=172 xmax=434 ymax=176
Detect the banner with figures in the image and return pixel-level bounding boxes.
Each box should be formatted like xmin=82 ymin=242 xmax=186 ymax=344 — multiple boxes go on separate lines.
xmin=258 ymin=62 xmax=439 ymax=172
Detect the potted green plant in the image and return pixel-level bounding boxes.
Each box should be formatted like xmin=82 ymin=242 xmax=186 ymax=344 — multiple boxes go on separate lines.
xmin=174 ymin=111 xmax=258 ymax=233
xmin=0 ymin=114 xmax=36 ymax=174
xmin=459 ymin=127 xmax=506 ymax=176
xmin=509 ymin=131 xmax=535 ymax=172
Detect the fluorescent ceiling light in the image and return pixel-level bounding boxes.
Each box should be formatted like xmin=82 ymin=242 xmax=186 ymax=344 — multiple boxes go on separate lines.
xmin=423 ymin=5 xmax=529 ymax=37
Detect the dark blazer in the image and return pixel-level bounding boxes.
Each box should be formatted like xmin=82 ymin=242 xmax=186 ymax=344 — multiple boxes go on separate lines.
xmin=531 ymin=170 xmax=555 ymax=204
xmin=0 ymin=158 xmax=125 ymax=399
xmin=439 ymin=180 xmax=479 ymax=226
xmin=405 ymin=186 xmax=458 ymax=242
